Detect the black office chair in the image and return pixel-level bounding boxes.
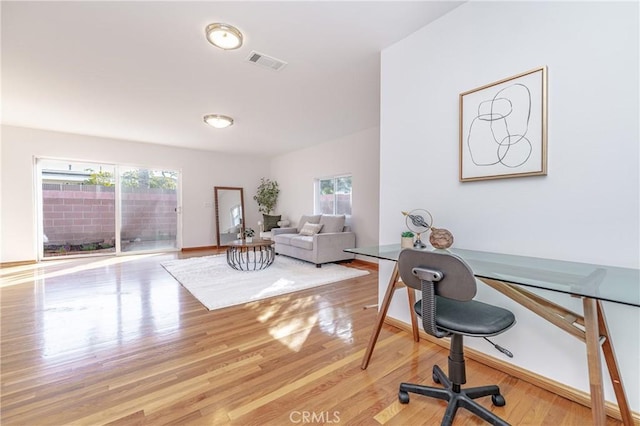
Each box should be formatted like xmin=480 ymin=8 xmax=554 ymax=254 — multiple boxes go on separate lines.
xmin=397 ymin=249 xmax=516 ymax=426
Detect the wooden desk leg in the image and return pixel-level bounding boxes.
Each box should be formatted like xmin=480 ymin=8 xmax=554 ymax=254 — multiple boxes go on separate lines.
xmin=407 ymin=286 xmax=419 ymax=342
xmin=583 ymin=297 xmax=607 ymax=425
xmin=597 ymin=300 xmax=634 ymax=426
xmin=361 ymin=263 xmax=400 ymax=369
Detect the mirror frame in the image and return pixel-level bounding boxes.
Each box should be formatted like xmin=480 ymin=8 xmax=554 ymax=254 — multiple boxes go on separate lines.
xmin=214 ymin=186 xmax=245 ymax=248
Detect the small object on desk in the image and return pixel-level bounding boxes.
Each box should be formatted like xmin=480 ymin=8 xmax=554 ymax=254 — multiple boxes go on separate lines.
xmin=430 ymin=227 xmax=454 ymax=249
xmin=402 ymin=209 xmax=433 ymax=249
xmin=401 ymin=231 xmax=415 ymax=248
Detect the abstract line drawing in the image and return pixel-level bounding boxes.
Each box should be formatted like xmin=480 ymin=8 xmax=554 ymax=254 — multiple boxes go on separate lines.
xmin=467 ymin=83 xmax=532 ymax=168
xmin=459 ymin=67 xmax=547 ymax=182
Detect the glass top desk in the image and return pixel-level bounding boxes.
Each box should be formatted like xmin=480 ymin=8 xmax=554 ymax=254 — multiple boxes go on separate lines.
xmin=345 ymin=244 xmax=639 ymax=425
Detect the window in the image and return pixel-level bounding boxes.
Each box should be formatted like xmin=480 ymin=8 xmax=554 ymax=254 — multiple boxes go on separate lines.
xmin=230 ymin=204 xmax=242 ymax=227
xmin=37 ymin=158 xmax=181 ymax=259
xmin=315 ymin=175 xmax=352 ymax=215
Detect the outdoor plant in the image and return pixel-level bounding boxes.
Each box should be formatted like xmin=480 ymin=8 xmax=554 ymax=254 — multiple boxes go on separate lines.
xmin=253 ymin=178 xmax=280 ymax=214
xmin=401 ymin=231 xmax=415 ymax=238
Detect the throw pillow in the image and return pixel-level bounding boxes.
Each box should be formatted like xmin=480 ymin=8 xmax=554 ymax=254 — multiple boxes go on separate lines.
xmin=263 ymin=214 xmax=281 ymax=232
xmin=296 ymin=214 xmax=322 ymax=233
xmin=299 ymin=222 xmax=324 ymax=236
xmin=319 ymin=214 xmax=346 ymax=233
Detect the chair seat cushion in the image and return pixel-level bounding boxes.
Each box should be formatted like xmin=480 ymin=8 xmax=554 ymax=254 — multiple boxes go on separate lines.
xmin=415 ymin=297 xmax=515 ymax=337
xmin=290 ymin=235 xmax=314 ymax=250
xmin=273 ymin=233 xmax=297 ymax=244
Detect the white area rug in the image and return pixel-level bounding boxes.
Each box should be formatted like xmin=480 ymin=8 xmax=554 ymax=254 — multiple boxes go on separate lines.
xmin=161 ymin=255 xmax=369 ymax=311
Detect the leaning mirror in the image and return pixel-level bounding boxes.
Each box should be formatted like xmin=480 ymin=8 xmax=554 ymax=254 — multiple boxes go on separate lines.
xmin=214 ymin=186 xmax=245 ymax=247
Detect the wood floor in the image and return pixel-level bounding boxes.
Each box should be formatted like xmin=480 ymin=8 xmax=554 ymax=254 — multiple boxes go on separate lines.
xmin=1 ymin=250 xmax=622 ymax=425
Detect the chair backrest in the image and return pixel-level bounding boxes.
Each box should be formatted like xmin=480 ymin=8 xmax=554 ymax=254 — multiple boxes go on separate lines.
xmin=398 ymin=249 xmax=477 ymax=302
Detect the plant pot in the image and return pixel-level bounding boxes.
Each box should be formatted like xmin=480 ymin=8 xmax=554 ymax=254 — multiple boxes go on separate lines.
xmin=246 ymin=237 xmax=253 ymax=243
xmin=401 ymin=237 xmax=414 ymax=249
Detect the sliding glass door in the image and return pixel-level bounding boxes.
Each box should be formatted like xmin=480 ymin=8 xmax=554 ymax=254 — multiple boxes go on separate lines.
xmin=39 ymin=159 xmax=117 ymax=258
xmin=119 ymin=167 xmax=178 ymax=253
xmin=37 ymin=159 xmax=180 ymax=259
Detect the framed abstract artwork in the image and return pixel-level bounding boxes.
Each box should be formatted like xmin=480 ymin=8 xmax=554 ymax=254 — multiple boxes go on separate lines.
xmin=459 ymin=66 xmax=548 ymax=182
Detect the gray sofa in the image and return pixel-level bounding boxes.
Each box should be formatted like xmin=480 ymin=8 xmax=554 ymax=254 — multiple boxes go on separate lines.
xmin=272 ymin=214 xmax=356 ymax=267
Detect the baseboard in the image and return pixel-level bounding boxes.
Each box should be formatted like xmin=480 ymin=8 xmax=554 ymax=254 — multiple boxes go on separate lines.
xmin=384 ymin=316 xmax=640 ymax=424
xmin=350 ymin=259 xmax=378 ymax=271
xmin=181 ymin=246 xmax=219 ymax=252
xmin=1 ymin=260 xmax=37 ymax=268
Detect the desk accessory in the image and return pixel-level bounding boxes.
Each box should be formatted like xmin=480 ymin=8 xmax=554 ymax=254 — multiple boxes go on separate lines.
xmin=402 ymin=209 xmax=433 ymax=249
xmin=430 ymin=227 xmax=454 ymax=249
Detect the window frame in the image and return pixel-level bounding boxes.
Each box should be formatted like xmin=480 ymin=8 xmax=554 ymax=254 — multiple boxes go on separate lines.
xmin=314 ymin=174 xmax=352 ymax=216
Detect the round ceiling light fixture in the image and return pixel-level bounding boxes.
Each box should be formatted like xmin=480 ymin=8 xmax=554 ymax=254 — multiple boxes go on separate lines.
xmin=205 ymin=23 xmax=243 ymax=50
xmin=203 ymin=114 xmax=234 ymax=129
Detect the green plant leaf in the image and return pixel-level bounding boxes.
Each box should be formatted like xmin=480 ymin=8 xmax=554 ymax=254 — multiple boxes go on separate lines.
xmin=253 ymin=178 xmax=280 ymax=214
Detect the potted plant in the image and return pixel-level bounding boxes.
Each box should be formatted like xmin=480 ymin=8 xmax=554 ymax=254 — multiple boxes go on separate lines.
xmin=401 ymin=231 xmax=414 ymax=248
xmin=244 ymin=227 xmax=255 ymax=243
xmin=253 ymin=178 xmax=280 ymax=214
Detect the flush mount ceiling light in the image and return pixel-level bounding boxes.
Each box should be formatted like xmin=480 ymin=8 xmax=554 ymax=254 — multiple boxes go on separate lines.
xmin=205 ymin=23 xmax=243 ymax=50
xmin=203 ymin=114 xmax=234 ymax=129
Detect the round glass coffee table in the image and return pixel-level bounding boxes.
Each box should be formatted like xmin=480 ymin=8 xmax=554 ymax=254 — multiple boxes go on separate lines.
xmin=226 ymin=238 xmax=276 ymax=271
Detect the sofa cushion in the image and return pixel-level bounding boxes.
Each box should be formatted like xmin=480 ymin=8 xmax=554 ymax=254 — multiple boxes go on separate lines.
xmin=263 ymin=214 xmax=281 ymax=231
xmin=319 ymin=214 xmax=346 ymax=233
xmin=273 ymin=233 xmax=298 ymax=244
xmin=297 ymin=214 xmax=321 ymax=232
xmin=290 ymin=235 xmax=314 ymax=250
xmin=299 ymin=222 xmax=323 ymax=236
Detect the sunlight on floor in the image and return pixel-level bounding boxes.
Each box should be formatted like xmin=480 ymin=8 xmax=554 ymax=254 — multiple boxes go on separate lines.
xmin=0 ymin=253 xmax=184 ymax=358
xmin=316 ymin=298 xmax=354 ymax=343
xmin=252 ymin=293 xmax=354 ymax=352
xmin=268 ymin=314 xmax=318 ymax=352
xmin=0 ymin=253 xmax=164 ymax=288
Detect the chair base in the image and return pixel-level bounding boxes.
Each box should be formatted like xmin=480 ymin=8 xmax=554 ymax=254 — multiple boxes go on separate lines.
xmin=398 ymin=365 xmax=509 ymax=426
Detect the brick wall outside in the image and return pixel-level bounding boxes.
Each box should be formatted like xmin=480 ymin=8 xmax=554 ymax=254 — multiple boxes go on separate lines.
xmin=121 ymin=187 xmax=177 ymax=243
xmin=43 ymin=184 xmax=177 ymax=246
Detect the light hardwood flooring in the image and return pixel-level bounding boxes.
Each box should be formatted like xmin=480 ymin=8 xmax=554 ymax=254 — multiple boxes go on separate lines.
xmin=1 ymin=250 xmax=622 ymax=425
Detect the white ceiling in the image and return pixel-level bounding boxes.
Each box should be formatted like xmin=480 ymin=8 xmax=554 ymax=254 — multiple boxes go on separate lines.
xmin=2 ymin=1 xmax=462 ymax=156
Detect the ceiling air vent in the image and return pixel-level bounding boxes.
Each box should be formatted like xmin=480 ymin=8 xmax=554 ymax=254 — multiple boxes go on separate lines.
xmin=246 ymin=50 xmax=287 ymax=71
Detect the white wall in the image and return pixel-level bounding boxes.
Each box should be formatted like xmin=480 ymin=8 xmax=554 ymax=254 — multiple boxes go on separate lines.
xmin=381 ymin=1 xmax=639 ymax=410
xmin=269 ymin=127 xmax=380 ymax=250
xmin=1 ymin=125 xmax=269 ymax=262
xmin=0 ymin=135 xmax=3 ymax=261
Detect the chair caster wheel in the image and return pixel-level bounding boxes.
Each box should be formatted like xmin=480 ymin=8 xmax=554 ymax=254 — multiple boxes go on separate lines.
xmin=398 ymin=391 xmax=410 ymax=404
xmin=432 ymin=372 xmax=440 ymax=384
xmin=492 ymin=394 xmax=506 ymax=407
